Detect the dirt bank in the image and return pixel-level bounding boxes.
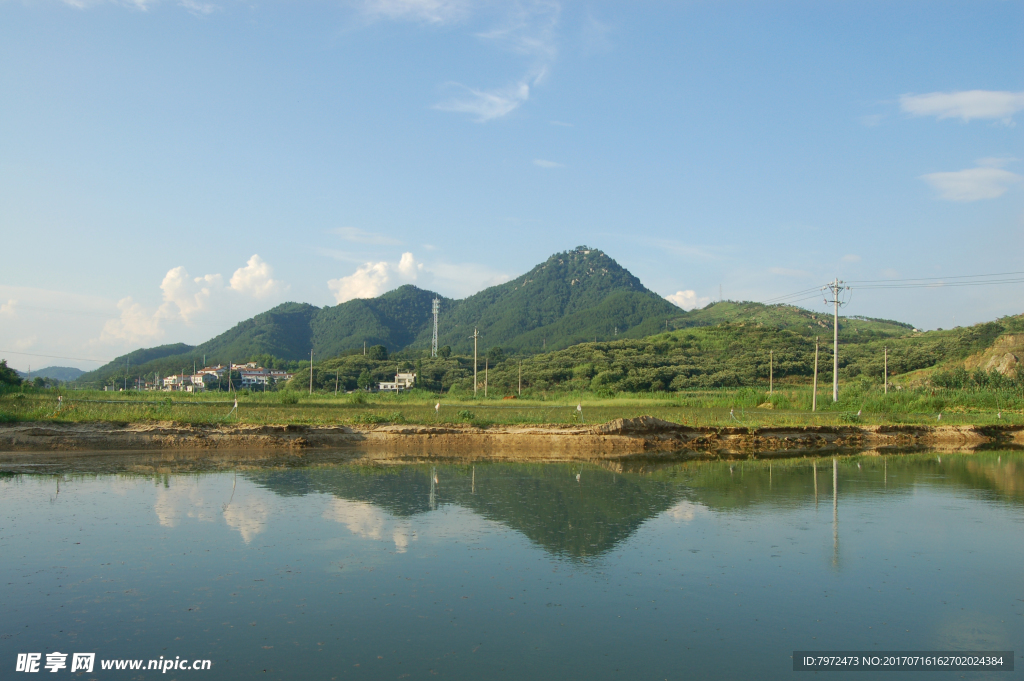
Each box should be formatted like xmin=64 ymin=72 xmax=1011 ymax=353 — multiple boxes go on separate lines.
xmin=2 ymin=417 xmax=1022 ymax=460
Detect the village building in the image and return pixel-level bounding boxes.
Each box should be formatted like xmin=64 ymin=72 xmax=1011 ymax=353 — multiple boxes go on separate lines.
xmin=377 ymin=372 xmax=416 ymax=392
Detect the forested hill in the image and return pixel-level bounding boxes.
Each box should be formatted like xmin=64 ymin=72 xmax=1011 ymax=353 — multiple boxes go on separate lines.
xmin=76 ymin=247 xmax=917 ymax=387
xmin=417 ymin=247 xmax=681 ymax=354
xmin=671 ymin=301 xmax=915 ymax=339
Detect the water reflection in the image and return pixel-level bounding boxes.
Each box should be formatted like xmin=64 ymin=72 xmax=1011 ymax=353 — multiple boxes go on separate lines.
xmin=2 ymin=451 xmax=1023 ymax=681
xmin=2 ymin=451 xmax=1023 ymax=561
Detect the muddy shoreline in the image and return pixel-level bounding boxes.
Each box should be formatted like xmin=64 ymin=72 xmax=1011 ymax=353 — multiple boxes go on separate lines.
xmin=2 ymin=417 xmax=1022 ymax=460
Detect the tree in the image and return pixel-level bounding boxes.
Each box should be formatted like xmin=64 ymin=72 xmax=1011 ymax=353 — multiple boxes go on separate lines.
xmin=0 ymin=360 xmax=22 ymax=387
xmin=368 ymin=345 xmax=388 ymax=361
xmin=357 ymin=370 xmax=373 ymax=391
xmin=487 ymin=346 xmax=505 ymax=363
xmin=439 ymin=346 xmax=452 ymax=359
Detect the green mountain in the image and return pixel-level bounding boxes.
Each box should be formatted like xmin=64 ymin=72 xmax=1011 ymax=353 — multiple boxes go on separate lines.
xmin=76 ymin=247 xmax=931 ymax=389
xmin=669 ymin=300 xmax=914 ymax=339
xmin=78 ymin=247 xmax=683 ymax=386
xmin=15 ymin=366 xmax=85 ymax=382
xmin=418 ymin=247 xmax=680 ymax=354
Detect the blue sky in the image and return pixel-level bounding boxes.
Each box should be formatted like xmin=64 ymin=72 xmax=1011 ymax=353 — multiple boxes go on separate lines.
xmin=1 ymin=0 xmax=1022 ymax=371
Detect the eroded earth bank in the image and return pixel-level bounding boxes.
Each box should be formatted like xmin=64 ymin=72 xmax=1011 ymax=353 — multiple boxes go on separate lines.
xmin=2 ymin=417 xmax=1022 ymax=460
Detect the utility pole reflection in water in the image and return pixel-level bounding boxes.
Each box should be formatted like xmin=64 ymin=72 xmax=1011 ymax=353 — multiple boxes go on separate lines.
xmin=832 ymin=457 xmax=839 ymax=568
xmin=429 ymin=467 xmax=437 ymax=511
xmin=813 ymin=461 xmax=817 ymax=508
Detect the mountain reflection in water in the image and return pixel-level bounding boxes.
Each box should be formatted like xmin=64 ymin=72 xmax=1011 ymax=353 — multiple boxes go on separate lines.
xmin=236 ymin=451 xmax=1023 ymax=560
xmin=3 ymin=450 xmax=1023 ymax=681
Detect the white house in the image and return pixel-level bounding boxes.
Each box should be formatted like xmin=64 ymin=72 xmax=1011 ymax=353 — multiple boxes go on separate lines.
xmin=378 ymin=372 xmax=416 ymax=392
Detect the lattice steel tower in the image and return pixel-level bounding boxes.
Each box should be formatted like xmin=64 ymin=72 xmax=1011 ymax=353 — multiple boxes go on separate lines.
xmin=431 ymin=297 xmax=440 ymax=357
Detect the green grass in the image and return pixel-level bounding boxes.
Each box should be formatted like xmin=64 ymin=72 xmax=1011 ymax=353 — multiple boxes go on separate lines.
xmin=2 ymin=382 xmax=1021 ymax=428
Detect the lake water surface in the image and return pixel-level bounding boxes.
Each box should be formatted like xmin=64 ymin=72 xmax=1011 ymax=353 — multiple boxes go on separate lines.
xmin=2 ymin=451 xmax=1022 ymax=680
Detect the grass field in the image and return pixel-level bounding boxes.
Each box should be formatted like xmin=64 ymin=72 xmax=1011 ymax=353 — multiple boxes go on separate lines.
xmin=2 ymin=383 xmax=1022 ymax=428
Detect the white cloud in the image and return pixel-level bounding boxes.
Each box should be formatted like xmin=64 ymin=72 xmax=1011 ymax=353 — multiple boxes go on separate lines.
xmin=921 ymin=164 xmax=1023 ymax=202
xmin=223 ymin=495 xmax=270 ymax=544
xmin=101 ymin=297 xmax=166 ymax=344
xmin=665 ymin=500 xmax=707 ymax=523
xmin=160 ymin=267 xmax=221 ymax=323
xmin=323 ymin=498 xmax=416 ymax=553
xmin=900 ymin=90 xmax=1024 ymax=123
xmin=331 ymin=226 xmax=403 ymax=246
xmin=397 ymin=251 xmax=421 ymax=278
xmin=476 ymin=1 xmax=560 ymax=61
xmin=665 ymin=290 xmax=711 ymax=311
xmin=433 ymin=2 xmax=560 ymax=121
xmin=328 ymin=251 xmax=424 ymax=303
xmin=328 ymin=261 xmax=392 ymax=303
xmin=179 ymin=0 xmax=215 ymax=14
xmin=229 ymin=254 xmax=284 ymax=298
xmin=154 ymin=481 xmax=219 ymax=528
xmin=0 ymin=299 xmax=15 ymax=316
xmin=98 ymin=255 xmax=287 ymax=345
xmin=361 ymin=0 xmax=471 ymax=24
xmin=435 ymin=80 xmax=531 ymax=121
xmin=327 ymin=250 xmax=511 ymax=302
xmin=533 ymin=159 xmax=563 ymax=168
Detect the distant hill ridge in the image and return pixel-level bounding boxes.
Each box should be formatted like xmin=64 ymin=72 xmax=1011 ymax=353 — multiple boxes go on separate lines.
xmin=77 ymin=247 xmax=914 ymax=386
xmin=15 ymin=366 xmax=85 ymax=382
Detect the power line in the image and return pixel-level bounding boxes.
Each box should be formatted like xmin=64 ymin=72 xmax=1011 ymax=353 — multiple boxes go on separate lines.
xmin=3 ymin=304 xmax=253 ymax=328
xmin=851 ymin=278 xmax=1024 ymax=290
xmin=761 ymin=268 xmax=1024 ymax=306
xmin=0 ymin=349 xmax=112 ymax=363
xmin=761 ymin=287 xmax=823 ymax=304
xmin=847 ymin=270 xmax=1024 ymax=284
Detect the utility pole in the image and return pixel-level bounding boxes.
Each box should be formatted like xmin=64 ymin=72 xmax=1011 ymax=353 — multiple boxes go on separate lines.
xmin=518 ymin=360 xmax=522 ymax=397
xmin=769 ymin=349 xmax=773 ymax=393
xmin=822 ymin=278 xmax=849 ymax=402
xmin=812 ymin=337 xmax=819 ymax=412
xmin=431 ymin=298 xmax=439 ymax=358
xmin=309 ymin=349 xmax=313 ymax=395
xmin=469 ymin=328 xmax=479 ymax=397
xmin=884 ymin=346 xmax=888 ymax=395
xmin=484 ymin=358 xmax=488 ymax=398
xmin=335 ymin=369 xmax=340 ymax=395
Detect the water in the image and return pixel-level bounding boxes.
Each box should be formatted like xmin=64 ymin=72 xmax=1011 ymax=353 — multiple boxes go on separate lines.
xmin=1 ymin=451 xmax=1021 ymax=679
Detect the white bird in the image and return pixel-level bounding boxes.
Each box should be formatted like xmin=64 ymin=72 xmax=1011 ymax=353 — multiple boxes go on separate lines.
xmin=857 ymin=462 xmax=861 ymax=469
xmin=997 ymin=411 xmax=1001 ymax=419
xmin=937 ymin=413 xmax=942 ymax=421
xmin=435 ymin=402 xmax=440 ymax=414
xmin=575 ymin=472 xmax=581 ymax=483
xmin=856 ymin=409 xmax=862 ymax=417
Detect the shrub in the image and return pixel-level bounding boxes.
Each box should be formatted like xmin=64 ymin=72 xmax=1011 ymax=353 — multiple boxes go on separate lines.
xmin=280 ymin=392 xmax=300 ymax=404
xmin=457 ymin=409 xmax=475 ymax=421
